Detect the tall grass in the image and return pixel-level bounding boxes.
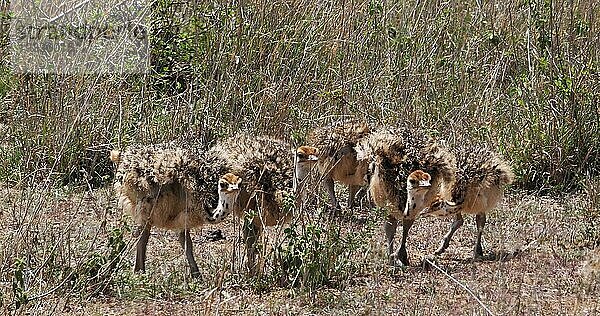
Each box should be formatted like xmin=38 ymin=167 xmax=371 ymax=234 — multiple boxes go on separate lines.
xmin=2 ymin=0 xmax=598 ymax=190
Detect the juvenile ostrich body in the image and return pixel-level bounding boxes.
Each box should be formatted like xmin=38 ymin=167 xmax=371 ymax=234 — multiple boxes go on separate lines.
xmin=357 ymin=126 xmax=456 ymax=266
xmin=211 ymin=134 xmax=296 ymax=273
xmin=111 ymin=143 xmax=240 ymax=277
xmin=421 ymin=143 xmax=514 ymax=258
xmin=301 ymin=120 xmax=371 ymax=208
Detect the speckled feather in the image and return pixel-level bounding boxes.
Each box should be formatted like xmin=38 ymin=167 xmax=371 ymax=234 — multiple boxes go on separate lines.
xmin=448 ymin=143 xmax=514 ymax=204
xmin=210 ymin=134 xmax=295 ymax=196
xmin=358 ymin=126 xmax=456 ymax=212
xmin=208 ymin=134 xmax=296 ymax=228
xmin=113 ymin=142 xmax=233 ymax=225
xmin=306 ymin=120 xmax=370 ymax=159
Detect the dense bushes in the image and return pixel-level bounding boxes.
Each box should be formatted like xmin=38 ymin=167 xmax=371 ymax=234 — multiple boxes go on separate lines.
xmin=1 ymin=0 xmax=598 ymax=191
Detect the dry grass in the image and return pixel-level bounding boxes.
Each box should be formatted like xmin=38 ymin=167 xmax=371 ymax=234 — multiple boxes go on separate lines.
xmin=2 ymin=0 xmax=599 ymax=191
xmin=1 ymin=182 xmax=598 ymax=315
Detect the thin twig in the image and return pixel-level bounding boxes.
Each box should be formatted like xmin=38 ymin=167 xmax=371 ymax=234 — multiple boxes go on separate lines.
xmin=423 ymin=258 xmax=495 ymax=316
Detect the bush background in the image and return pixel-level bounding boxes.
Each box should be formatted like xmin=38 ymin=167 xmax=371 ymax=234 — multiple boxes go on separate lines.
xmin=1 ymin=0 xmax=599 ymax=192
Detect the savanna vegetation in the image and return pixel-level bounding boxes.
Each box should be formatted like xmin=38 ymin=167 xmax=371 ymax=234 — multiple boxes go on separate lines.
xmin=0 ymin=0 xmax=599 ymax=314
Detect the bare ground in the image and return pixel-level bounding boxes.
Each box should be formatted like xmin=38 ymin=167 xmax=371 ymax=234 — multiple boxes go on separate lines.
xmin=1 ymin=185 xmax=598 ymax=315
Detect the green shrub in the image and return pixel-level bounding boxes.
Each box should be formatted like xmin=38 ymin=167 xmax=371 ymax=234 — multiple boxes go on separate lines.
xmin=273 ymin=221 xmax=367 ymax=292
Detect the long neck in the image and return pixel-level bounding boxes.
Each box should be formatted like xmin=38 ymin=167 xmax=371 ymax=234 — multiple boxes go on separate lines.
xmin=404 ymin=189 xmax=425 ymax=218
xmin=211 ymin=191 xmax=239 ymax=222
xmin=293 ymin=156 xmax=309 ymax=193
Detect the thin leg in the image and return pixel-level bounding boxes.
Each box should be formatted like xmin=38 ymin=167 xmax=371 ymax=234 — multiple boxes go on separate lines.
xmin=179 ymin=229 xmax=200 ymax=278
xmin=132 ymin=224 xmax=144 ymax=238
xmin=395 ymin=218 xmax=415 ymax=266
xmin=347 ymin=185 xmax=360 ymax=208
xmin=322 ymin=177 xmax=339 ymax=209
xmin=135 ymin=225 xmax=151 ymax=273
xmin=434 ymin=213 xmax=464 ymax=255
xmin=384 ymin=215 xmax=398 ymax=266
xmin=243 ymin=221 xmax=261 ymax=275
xmin=474 ymin=213 xmax=486 ymax=258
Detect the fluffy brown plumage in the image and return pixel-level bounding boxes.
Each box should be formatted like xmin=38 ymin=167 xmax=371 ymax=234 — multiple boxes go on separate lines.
xmin=447 ymin=144 xmax=514 ymax=208
xmin=421 ymin=142 xmax=514 ymax=258
xmin=302 ymin=119 xmax=371 ymax=208
xmin=307 ymin=120 xmax=370 ymax=159
xmin=211 ymin=134 xmax=296 ymax=273
xmin=356 ymin=126 xmax=456 ymax=266
xmin=212 ymin=134 xmax=295 ymax=204
xmin=113 ymin=143 xmax=236 ymax=228
xmin=111 ymin=142 xmax=240 ymax=277
xmin=359 ymin=126 xmax=456 ymax=218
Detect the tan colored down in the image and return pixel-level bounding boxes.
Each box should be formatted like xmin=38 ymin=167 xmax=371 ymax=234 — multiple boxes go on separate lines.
xmin=111 ymin=144 xmax=236 ymax=230
xmin=211 ymin=134 xmax=295 ymax=227
xmin=439 ymin=143 xmax=515 ymax=215
xmin=361 ymin=126 xmax=456 ymax=220
xmin=318 ymin=148 xmax=370 ymax=187
xmin=456 ymin=183 xmax=505 ymax=215
xmin=305 ymin=120 xmax=372 ymax=207
xmin=235 ymin=189 xmax=292 ymax=228
xmin=369 ymin=165 xmax=449 ymax=220
xmin=309 ymin=120 xmax=370 ymax=186
xmin=116 ymin=181 xmax=197 ymax=230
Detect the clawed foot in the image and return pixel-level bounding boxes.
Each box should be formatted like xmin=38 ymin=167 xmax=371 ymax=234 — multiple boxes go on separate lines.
xmin=473 ymin=250 xmax=499 ymax=262
xmin=389 ymin=251 xmax=409 ymax=267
